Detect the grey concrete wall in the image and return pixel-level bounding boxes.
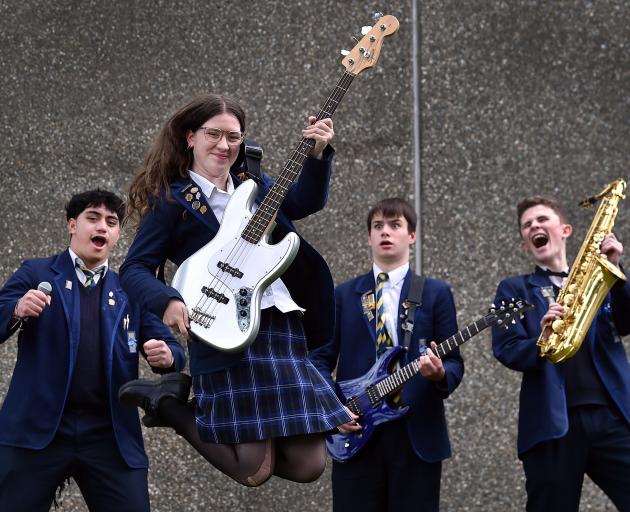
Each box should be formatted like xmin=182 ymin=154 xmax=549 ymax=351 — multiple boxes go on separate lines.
xmin=0 ymin=0 xmax=627 ymax=510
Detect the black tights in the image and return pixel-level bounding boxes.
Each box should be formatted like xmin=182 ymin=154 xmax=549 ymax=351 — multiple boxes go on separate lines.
xmin=157 ymin=398 xmax=327 ymax=487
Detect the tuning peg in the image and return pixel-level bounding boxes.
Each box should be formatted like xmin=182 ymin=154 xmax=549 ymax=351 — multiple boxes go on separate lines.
xmin=361 ymin=25 xmax=372 ymax=35
xmin=511 ymin=319 xmax=516 ymax=324
xmin=372 ymin=12 xmax=383 ymax=21
xmin=341 ymin=49 xmax=350 ymax=56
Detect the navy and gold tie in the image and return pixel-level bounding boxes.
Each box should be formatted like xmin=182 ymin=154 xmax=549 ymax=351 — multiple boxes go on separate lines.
xmin=76 ymin=262 xmax=104 ymax=288
xmin=376 ymin=272 xmax=392 ymax=355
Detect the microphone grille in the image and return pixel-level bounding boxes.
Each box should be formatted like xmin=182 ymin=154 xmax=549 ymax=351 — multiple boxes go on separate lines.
xmin=37 ymin=281 xmax=53 ymax=296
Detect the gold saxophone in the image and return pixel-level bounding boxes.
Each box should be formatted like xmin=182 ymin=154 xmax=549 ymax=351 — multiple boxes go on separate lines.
xmin=536 ymin=178 xmax=627 ymax=363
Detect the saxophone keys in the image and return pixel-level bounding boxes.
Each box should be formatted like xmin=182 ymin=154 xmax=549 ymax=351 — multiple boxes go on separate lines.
xmin=552 ymin=318 xmax=565 ymax=333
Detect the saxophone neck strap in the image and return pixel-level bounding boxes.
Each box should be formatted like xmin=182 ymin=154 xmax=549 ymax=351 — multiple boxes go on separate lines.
xmin=400 ymin=273 xmax=425 ymax=350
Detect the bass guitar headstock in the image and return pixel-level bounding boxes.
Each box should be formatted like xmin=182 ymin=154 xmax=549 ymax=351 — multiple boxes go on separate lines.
xmin=341 ymin=14 xmax=399 ymax=76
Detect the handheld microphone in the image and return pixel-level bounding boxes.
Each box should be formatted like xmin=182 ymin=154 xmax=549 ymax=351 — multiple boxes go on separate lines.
xmin=37 ymin=281 xmax=53 ymax=297
xmin=20 ymin=282 xmax=53 ymax=326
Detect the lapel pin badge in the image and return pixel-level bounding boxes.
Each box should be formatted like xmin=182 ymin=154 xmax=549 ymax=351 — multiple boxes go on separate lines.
xmin=361 ymin=292 xmax=376 ymax=322
xmin=65 ymin=280 xmax=73 ymax=290
xmin=127 ymin=331 xmax=137 ymax=354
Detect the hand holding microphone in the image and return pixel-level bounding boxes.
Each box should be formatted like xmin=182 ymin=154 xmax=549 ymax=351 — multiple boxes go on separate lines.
xmin=14 ymin=282 xmax=52 ymax=320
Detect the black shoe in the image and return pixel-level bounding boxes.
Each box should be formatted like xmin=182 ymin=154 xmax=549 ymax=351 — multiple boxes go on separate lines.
xmin=118 ymin=373 xmax=192 ymax=417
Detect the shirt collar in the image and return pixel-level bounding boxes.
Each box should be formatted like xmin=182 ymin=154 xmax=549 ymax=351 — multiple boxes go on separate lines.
xmin=372 ymin=262 xmax=409 ymax=285
xmin=189 ymin=170 xmax=235 ymax=198
xmin=537 ymin=264 xmax=569 ymax=274
xmin=68 ymin=247 xmax=109 ymax=275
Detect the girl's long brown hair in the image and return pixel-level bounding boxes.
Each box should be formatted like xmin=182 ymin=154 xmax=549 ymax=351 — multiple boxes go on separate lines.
xmin=126 ymin=93 xmax=246 ymax=224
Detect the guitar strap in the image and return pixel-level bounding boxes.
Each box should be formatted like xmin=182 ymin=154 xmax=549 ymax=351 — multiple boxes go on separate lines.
xmin=157 ymin=139 xmax=264 ymax=285
xmin=239 ymin=139 xmax=264 ymax=184
xmin=400 ymin=273 xmax=425 ymax=351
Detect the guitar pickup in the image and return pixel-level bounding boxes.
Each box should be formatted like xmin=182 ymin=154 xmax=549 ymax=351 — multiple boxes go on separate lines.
xmin=345 ymin=397 xmax=363 ymax=416
xmin=201 ymin=286 xmax=229 ymax=304
xmin=217 ymin=261 xmax=244 ymax=278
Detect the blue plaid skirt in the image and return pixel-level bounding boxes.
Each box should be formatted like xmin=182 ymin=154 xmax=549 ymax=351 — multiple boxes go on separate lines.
xmin=192 ymin=308 xmax=351 ymax=444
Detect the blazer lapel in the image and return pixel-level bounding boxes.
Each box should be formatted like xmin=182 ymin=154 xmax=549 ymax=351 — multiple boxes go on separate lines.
xmin=354 ymin=272 xmax=377 ymax=344
xmin=396 ymin=269 xmax=414 ymax=341
xmin=527 ymin=272 xmax=558 ymax=312
xmin=99 ymin=272 xmax=128 ymax=385
xmin=172 ymin=179 xmax=220 ymax=232
xmin=51 ymin=250 xmax=81 ymax=359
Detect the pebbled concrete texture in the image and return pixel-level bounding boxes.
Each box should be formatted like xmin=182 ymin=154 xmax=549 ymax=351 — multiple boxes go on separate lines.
xmin=0 ymin=0 xmax=627 ymax=510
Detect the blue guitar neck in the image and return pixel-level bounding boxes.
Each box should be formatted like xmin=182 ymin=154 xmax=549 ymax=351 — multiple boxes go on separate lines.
xmin=371 ymin=314 xmax=494 ymax=405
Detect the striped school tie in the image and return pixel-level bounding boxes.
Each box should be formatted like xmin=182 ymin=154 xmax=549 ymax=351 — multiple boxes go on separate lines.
xmin=376 ymin=272 xmax=392 ymax=355
xmin=75 ymin=261 xmax=104 ymax=288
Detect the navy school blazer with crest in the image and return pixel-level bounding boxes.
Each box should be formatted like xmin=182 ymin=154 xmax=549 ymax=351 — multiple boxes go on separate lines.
xmin=309 ymin=268 xmax=465 ymax=463
xmin=0 ymin=250 xmax=186 ymax=468
xmin=491 ymin=270 xmax=630 ymax=457
xmin=119 ymin=147 xmax=335 ymax=376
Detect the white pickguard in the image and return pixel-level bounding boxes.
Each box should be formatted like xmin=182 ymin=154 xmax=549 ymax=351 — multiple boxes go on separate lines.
xmin=171 ymin=180 xmax=300 ymax=351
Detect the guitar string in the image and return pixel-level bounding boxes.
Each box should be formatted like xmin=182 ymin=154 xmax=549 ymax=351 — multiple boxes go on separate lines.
xmin=190 ymin=137 xmax=328 ymax=323
xmin=190 ymin=71 xmax=357 ymax=329
xmin=373 ymin=319 xmax=491 ymax=398
xmin=189 ymin=136 xmax=317 ymax=321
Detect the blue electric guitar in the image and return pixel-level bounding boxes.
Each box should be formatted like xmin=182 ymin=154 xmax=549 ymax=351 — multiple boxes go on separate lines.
xmin=326 ymin=298 xmax=533 ymax=462
xmin=171 ymin=15 xmax=400 ymax=352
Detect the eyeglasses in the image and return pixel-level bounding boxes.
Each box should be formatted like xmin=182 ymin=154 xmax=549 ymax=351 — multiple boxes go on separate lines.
xmin=198 ymin=127 xmax=244 ymax=145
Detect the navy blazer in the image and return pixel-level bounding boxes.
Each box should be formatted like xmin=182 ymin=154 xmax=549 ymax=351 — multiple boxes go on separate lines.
xmin=492 ymin=270 xmax=630 ymax=457
xmin=309 ymin=269 xmax=464 ymax=463
xmin=119 ymin=148 xmax=336 ymax=375
xmin=0 ymin=250 xmax=186 ymax=468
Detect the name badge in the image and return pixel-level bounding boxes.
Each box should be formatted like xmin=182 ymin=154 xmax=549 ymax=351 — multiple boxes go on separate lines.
xmin=127 ymin=331 xmax=137 ymax=354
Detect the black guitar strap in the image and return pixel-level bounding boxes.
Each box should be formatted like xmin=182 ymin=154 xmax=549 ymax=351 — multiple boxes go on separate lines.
xmin=240 ymin=139 xmax=264 ymax=184
xmin=400 ymin=273 xmax=425 ymax=350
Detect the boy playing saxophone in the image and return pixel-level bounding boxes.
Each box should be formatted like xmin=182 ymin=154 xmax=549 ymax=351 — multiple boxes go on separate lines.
xmin=491 ymin=193 xmax=630 ymax=511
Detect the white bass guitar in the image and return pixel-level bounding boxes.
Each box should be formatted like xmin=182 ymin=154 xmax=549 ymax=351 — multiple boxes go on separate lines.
xmin=172 ymin=15 xmax=400 ymax=351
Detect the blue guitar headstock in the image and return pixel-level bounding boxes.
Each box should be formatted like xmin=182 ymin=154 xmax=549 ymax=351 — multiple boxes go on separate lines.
xmin=488 ymin=298 xmax=533 ymax=330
